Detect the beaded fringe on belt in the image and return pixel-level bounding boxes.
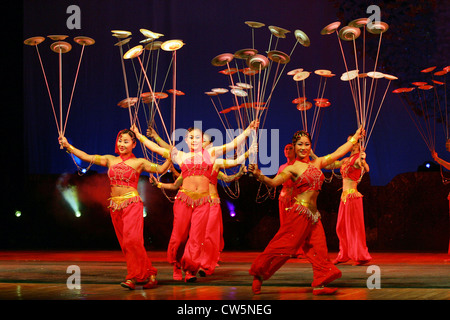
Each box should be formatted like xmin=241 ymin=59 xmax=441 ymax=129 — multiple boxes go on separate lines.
xmin=108 ymin=191 xmax=142 ymax=212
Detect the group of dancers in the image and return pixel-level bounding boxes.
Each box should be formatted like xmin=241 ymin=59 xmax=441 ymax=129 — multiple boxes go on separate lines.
xmin=58 ymin=120 xmax=372 ymax=295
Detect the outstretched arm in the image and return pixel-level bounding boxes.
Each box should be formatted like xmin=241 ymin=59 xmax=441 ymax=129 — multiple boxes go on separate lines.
xmin=248 ymin=164 xmax=291 ymax=188
xmin=218 ymin=165 xmax=246 ymax=183
xmin=150 ymin=175 xmax=183 ymax=191
xmin=212 ymin=120 xmax=259 ymax=157
xmin=317 ymin=126 xmax=364 ymax=169
xmin=147 ymin=127 xmax=171 ymax=149
xmin=58 ymin=136 xmax=110 ymax=167
xmin=131 ymin=124 xmax=171 ymax=159
xmin=143 ymin=158 xmax=171 ymax=175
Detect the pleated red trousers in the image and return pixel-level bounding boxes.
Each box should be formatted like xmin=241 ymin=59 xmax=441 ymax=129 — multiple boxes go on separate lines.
xmin=167 ymin=198 xmax=210 ymax=274
xmin=334 ymin=197 xmax=372 ymax=263
xmin=249 ymin=206 xmax=341 ymax=287
xmin=110 ymin=201 xmax=157 ymax=282
xmin=200 ymin=203 xmax=223 ymax=275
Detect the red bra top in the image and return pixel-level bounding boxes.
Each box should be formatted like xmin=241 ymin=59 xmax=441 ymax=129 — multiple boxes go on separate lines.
xmin=180 ymin=149 xmax=215 ymax=182
xmin=108 ymin=155 xmax=140 ymax=189
xmin=340 ymin=153 xmax=362 ymax=181
xmin=292 ymin=164 xmax=324 ymax=195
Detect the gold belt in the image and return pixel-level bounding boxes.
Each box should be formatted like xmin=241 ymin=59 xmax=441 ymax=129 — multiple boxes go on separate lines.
xmin=293 ymin=198 xmax=317 ymax=212
xmin=179 ymin=188 xmax=210 ymax=200
xmin=108 ymin=191 xmax=140 ymax=205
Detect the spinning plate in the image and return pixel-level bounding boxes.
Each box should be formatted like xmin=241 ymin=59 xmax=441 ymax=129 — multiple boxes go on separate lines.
xmin=48 ymin=35 xmax=68 ymax=41
xmin=412 ymin=82 xmax=428 ymax=86
xmin=314 ymin=69 xmax=332 ymax=76
xmin=211 ymin=88 xmax=229 ymax=94
xmin=205 ymin=91 xmax=219 ymax=96
xmin=287 ymin=68 xmax=303 ymax=76
xmin=292 ymin=97 xmax=307 ymax=104
xmin=316 ymin=100 xmax=331 ymax=108
xmin=348 ymin=18 xmax=369 ymax=28
xmin=321 ymin=21 xmax=341 ymax=35
xmin=418 ymin=85 xmax=433 ymax=90
xmin=167 ymin=89 xmax=185 ymax=95
xmin=293 ymin=71 xmax=310 ymax=81
xmin=145 ymin=41 xmax=162 ymax=50
xmin=236 ymin=82 xmax=253 ymax=89
xmin=24 ymin=36 xmax=45 ymax=46
xmin=211 ymin=53 xmax=234 ymax=66
xmin=294 ymin=30 xmax=310 ymax=47
xmin=267 ymin=50 xmax=290 ymax=64
xmin=248 ymin=54 xmax=270 ymax=70
xmin=74 ymin=36 xmax=95 ymax=46
xmin=384 ymin=74 xmax=398 ymax=80
xmin=434 ymin=70 xmax=448 ymax=76
xmin=367 ymin=71 xmax=385 ymax=79
xmin=421 ymin=66 xmax=436 ymax=73
xmin=140 ymin=29 xmax=164 ymax=39
xmin=296 ymin=101 xmax=312 ymax=111
xmin=123 ymin=45 xmax=143 ymax=59
xmin=161 ymin=39 xmax=184 ymax=51
xmin=245 ymin=21 xmax=265 ymax=28
xmin=230 ymin=88 xmax=248 ymax=97
xmin=111 ymin=30 xmax=132 ymax=38
xmin=432 ymin=80 xmax=445 ymax=85
xmin=114 ymin=38 xmax=131 ymax=47
xmin=50 ymin=41 xmax=72 ymax=53
xmin=219 ymin=68 xmax=239 ymax=75
xmin=340 ymin=70 xmax=359 ymax=81
xmin=117 ymin=97 xmax=138 ymax=108
xmin=241 ymin=68 xmax=259 ymax=75
xmin=234 ymin=48 xmax=258 ymax=59
xmin=367 ymin=21 xmax=389 ymax=34
xmin=339 ymin=26 xmax=361 ymax=41
xmin=268 ymin=25 xmax=290 ymax=38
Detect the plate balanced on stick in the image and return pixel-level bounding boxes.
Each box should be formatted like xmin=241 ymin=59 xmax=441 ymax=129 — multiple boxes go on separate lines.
xmin=24 ymin=35 xmax=95 ymax=173
xmin=321 ymin=18 xmax=396 ymax=149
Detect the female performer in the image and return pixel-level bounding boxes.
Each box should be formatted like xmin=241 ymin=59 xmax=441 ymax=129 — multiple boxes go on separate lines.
xmin=248 ymin=127 xmax=364 ymax=295
xmin=328 ymin=136 xmax=372 ymax=265
xmin=58 ymin=129 xmax=170 ymax=290
xmin=431 ymin=150 xmax=450 ymax=256
xmin=132 ymin=121 xmax=258 ymax=282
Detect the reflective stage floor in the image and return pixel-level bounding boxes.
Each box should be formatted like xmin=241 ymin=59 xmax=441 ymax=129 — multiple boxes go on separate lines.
xmin=0 ymin=251 xmax=449 ymax=301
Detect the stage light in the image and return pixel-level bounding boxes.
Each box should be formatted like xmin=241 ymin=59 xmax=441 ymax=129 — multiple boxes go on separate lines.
xmin=417 ymin=161 xmax=439 ymax=172
xmin=59 ymin=184 xmax=82 ymax=217
xmin=226 ymin=201 xmax=236 ymax=217
xmin=15 ymin=210 xmax=22 ymax=218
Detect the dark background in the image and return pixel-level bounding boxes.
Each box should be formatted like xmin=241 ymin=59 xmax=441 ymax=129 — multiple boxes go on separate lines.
xmin=1 ymin=0 xmax=449 ymax=251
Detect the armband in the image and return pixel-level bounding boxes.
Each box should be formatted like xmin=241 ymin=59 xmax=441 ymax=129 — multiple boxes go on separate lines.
xmin=93 ymin=155 xmax=102 ymax=166
xmin=349 ymin=136 xmax=358 ymax=145
xmin=139 ymin=135 xmax=148 ymax=143
xmin=150 ymin=163 xmax=158 ymax=172
xmin=66 ymin=144 xmax=75 ymax=154
xmin=324 ymin=154 xmax=333 ymax=166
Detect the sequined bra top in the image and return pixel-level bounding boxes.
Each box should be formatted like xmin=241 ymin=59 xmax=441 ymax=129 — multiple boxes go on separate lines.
xmin=180 ymin=149 xmax=215 ymax=182
xmin=108 ymin=156 xmax=140 ymax=189
xmin=292 ymin=163 xmax=325 ymax=195
xmin=340 ymin=153 xmax=362 ymax=181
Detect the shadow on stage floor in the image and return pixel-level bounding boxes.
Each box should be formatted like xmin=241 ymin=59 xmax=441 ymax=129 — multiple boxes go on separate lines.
xmin=0 ymin=250 xmax=449 ymax=301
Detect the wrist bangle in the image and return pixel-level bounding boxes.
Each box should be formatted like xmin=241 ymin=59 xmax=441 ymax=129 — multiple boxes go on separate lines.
xmin=139 ymin=135 xmax=147 ymax=143
xmin=257 ymin=174 xmax=265 ymax=182
xmin=157 ymin=182 xmax=162 ymax=188
xmin=66 ymin=145 xmax=75 ymax=153
xmin=155 ymin=136 xmax=162 ymax=143
xmin=349 ymin=137 xmax=358 ymax=145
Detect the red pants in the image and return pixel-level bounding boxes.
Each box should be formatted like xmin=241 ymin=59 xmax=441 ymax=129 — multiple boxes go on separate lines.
xmin=334 ymin=197 xmax=372 ymax=263
xmin=249 ymin=206 xmax=341 ymax=287
xmin=110 ymin=201 xmax=157 ymax=282
xmin=168 ymin=198 xmax=210 ymax=274
xmin=200 ymin=203 xmax=223 ymax=275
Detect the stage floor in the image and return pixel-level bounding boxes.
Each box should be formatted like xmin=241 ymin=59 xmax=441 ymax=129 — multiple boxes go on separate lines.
xmin=0 ymin=251 xmax=449 ymax=301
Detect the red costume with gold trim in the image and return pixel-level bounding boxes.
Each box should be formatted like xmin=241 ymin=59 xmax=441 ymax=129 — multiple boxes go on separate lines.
xmin=249 ymin=163 xmax=341 ymax=287
xmin=334 ymin=152 xmax=372 ymax=264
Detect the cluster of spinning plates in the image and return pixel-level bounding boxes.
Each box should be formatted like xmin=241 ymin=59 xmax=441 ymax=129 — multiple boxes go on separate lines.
xmin=118 ymin=89 xmax=185 ymax=108
xmin=24 ymin=35 xmax=95 ymax=53
xmin=339 ymin=70 xmax=398 ymax=82
xmin=211 ymin=21 xmax=310 ymax=72
xmin=392 ymin=66 xmax=449 ymax=94
xmin=111 ymin=29 xmax=185 ymax=59
xmin=320 ymin=18 xmax=389 ymax=40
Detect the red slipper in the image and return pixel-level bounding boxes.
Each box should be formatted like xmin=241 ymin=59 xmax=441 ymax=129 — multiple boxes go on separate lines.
xmin=312 ymin=287 xmax=338 ymax=295
xmin=252 ymin=276 xmax=262 ymax=295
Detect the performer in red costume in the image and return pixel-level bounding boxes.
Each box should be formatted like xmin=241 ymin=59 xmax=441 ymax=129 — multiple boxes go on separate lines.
xmin=328 ymin=136 xmax=372 ymax=265
xmin=133 ymin=121 xmax=258 ymax=282
xmin=277 ymin=143 xmax=297 ymax=225
xmin=248 ymin=127 xmax=364 ymax=295
xmin=58 ymin=129 xmax=170 ymax=290
xmin=431 ymin=150 xmax=450 ymax=257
